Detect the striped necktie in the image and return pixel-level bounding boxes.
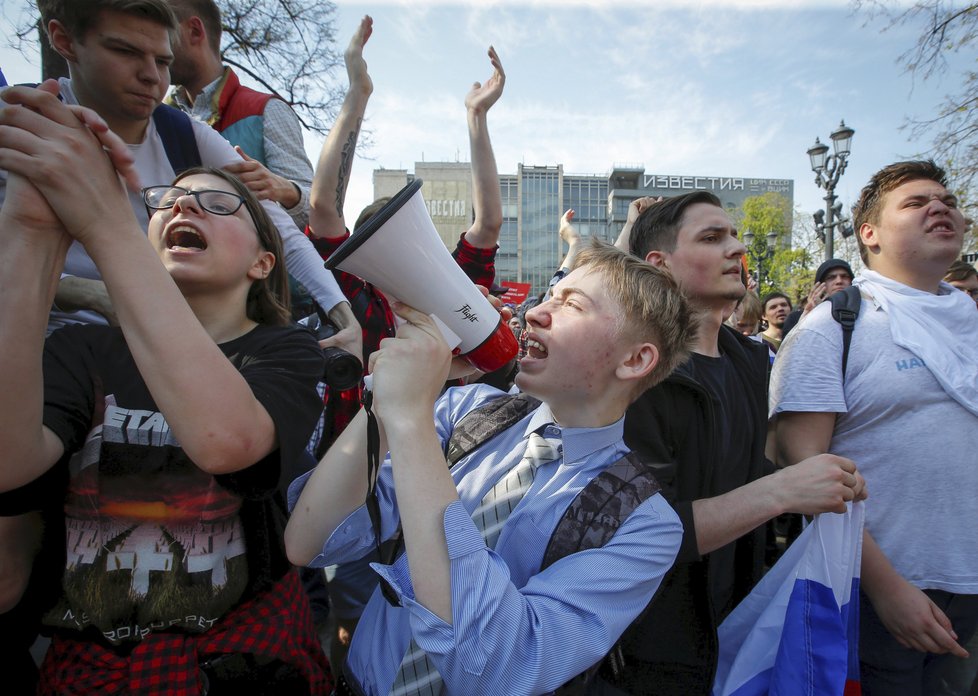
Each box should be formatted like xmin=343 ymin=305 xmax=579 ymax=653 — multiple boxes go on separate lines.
xmin=388 ymin=430 xmax=562 ymax=696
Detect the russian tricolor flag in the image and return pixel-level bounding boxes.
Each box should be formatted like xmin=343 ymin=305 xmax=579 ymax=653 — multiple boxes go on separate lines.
xmin=713 ymin=502 xmax=864 ymax=696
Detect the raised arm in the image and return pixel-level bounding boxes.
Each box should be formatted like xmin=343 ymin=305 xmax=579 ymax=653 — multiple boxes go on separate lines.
xmin=541 ymin=210 xmax=581 ymax=301
xmin=557 ymin=209 xmax=581 ymax=272
xmin=463 ymin=46 xmax=505 ymax=249
xmin=308 ymin=15 xmax=373 ymax=240
xmin=615 ymin=196 xmax=661 ymax=252
xmin=0 ymin=83 xmax=128 ymax=487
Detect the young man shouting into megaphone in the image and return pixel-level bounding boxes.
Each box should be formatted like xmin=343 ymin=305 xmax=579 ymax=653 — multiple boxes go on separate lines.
xmin=286 ymin=241 xmax=693 ymax=695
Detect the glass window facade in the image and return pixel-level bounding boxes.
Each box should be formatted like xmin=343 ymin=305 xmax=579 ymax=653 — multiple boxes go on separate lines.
xmin=497 ymin=175 xmax=519 ymax=281
xmin=519 ymin=166 xmax=562 ymax=294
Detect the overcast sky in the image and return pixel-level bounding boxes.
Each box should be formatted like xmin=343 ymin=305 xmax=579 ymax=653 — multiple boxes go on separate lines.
xmin=2 ymin=0 xmax=969 ymax=234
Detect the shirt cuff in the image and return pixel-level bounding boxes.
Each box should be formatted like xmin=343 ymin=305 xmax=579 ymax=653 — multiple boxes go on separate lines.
xmin=452 ymin=233 xmax=498 ymax=289
xmin=306 ymin=227 xmax=351 ymax=260
xmin=369 ymin=500 xmax=486 ymax=632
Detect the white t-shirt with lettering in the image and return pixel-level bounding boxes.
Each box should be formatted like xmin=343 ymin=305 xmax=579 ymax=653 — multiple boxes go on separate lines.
xmin=770 ymin=286 xmax=978 ymax=594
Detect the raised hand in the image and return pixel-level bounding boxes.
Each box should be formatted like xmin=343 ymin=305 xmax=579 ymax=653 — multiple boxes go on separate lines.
xmin=346 ymin=15 xmax=374 ymax=98
xmin=465 ymin=46 xmax=505 ymax=115
xmin=368 ymin=302 xmax=453 ymax=425
xmin=0 ymin=81 xmax=136 ymax=246
xmin=559 ymin=209 xmax=581 ymax=247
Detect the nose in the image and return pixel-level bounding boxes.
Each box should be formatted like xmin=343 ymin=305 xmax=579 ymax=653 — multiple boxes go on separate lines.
xmin=172 ymin=191 xmax=202 ymax=215
xmin=137 ymin=56 xmax=163 ymax=85
xmin=730 ymin=234 xmax=747 ymax=258
xmin=926 ymin=195 xmax=948 ymax=213
xmin=524 ymin=300 xmax=552 ymax=329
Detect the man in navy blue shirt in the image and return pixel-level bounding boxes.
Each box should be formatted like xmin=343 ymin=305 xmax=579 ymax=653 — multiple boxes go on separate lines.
xmin=286 ymin=242 xmax=692 ymax=694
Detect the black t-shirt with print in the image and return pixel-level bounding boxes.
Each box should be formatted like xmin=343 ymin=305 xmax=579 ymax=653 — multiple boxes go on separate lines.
xmin=0 ymin=322 xmax=323 ymax=645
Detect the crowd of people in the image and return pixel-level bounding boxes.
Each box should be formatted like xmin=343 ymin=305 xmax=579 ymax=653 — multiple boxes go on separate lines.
xmin=0 ymin=1 xmax=975 ymax=695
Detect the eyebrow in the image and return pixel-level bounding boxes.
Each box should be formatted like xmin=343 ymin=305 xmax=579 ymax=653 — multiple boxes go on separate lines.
xmin=101 ymin=35 xmax=174 ymax=62
xmin=552 ymin=286 xmax=593 ymax=305
xmin=700 ymin=224 xmax=736 ymax=235
xmin=901 ymin=192 xmax=958 ymax=206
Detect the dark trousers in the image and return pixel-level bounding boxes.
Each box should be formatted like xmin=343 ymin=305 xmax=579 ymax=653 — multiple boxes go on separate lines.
xmin=860 ymin=588 xmax=978 ymax=696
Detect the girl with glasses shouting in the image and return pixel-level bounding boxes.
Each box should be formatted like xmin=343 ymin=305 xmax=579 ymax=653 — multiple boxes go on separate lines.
xmin=0 ymin=81 xmax=331 ymax=694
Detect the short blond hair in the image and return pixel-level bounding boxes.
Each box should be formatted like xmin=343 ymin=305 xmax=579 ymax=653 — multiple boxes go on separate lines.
xmin=572 ymin=240 xmax=697 ymax=394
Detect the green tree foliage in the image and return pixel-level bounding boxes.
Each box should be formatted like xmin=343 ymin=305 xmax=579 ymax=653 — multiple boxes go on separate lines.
xmin=735 ymin=192 xmax=814 ymax=299
xmin=855 ymin=1 xmax=978 ymax=252
xmin=4 ymin=0 xmax=342 ymax=135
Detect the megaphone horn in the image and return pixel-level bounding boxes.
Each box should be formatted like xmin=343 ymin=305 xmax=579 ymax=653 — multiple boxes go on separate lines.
xmin=325 ymin=179 xmax=518 ymax=373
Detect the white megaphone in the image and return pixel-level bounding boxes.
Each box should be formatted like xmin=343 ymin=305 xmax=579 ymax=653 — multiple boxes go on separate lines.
xmin=325 ymin=179 xmax=518 ymax=373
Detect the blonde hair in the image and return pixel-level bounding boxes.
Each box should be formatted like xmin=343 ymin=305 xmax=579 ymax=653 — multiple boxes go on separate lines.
xmin=572 ymin=240 xmax=697 ymax=394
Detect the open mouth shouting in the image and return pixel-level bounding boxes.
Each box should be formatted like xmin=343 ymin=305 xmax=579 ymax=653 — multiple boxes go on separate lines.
xmin=524 ymin=333 xmax=548 ymax=359
xmin=165 ymin=225 xmax=208 ymax=252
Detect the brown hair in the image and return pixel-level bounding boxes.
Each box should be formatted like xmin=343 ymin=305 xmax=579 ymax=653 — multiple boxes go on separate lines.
xmin=171 ymin=167 xmax=291 ymax=326
xmin=628 ymin=191 xmax=723 ymax=259
xmin=945 ymin=259 xmax=978 ymax=284
xmin=354 ymin=197 xmax=391 ymax=232
xmin=572 ymin=239 xmax=697 ymax=394
xmin=852 ymin=160 xmax=949 ymax=266
xmin=167 ymin=0 xmax=223 ymax=52
xmin=38 ymin=0 xmax=178 ymax=44
xmin=730 ymin=290 xmax=763 ymax=328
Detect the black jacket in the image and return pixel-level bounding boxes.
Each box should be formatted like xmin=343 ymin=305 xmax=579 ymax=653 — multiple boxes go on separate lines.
xmin=616 ymin=326 xmax=774 ymax=693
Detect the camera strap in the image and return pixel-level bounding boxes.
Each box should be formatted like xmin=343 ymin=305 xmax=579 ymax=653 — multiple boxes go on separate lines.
xmin=361 ymin=388 xmax=402 ymax=606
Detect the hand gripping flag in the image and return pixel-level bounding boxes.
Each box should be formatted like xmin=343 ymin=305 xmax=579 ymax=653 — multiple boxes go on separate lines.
xmin=713 ymin=501 xmax=864 ymax=696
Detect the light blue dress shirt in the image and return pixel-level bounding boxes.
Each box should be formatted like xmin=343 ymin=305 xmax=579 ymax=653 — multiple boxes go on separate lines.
xmin=289 ymin=384 xmax=682 ymax=695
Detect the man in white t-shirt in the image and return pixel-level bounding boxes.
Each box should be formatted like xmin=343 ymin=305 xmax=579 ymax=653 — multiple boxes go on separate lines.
xmin=771 ymin=160 xmax=978 ymax=696
xmin=0 ymin=0 xmax=359 ymax=354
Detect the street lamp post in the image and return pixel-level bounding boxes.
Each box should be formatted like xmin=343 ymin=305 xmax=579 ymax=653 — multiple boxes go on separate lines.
xmin=807 ymin=121 xmax=855 ymax=261
xmin=743 ymin=228 xmax=779 ymax=290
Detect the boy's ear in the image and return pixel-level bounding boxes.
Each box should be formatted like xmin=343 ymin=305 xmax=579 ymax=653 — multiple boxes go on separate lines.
xmin=859 ymin=222 xmax=879 ymax=254
xmin=47 ymin=20 xmax=79 ymax=63
xmin=184 ymin=16 xmax=208 ymax=48
xmin=616 ymin=341 xmax=658 ymax=384
xmin=645 ymin=250 xmax=668 ymax=270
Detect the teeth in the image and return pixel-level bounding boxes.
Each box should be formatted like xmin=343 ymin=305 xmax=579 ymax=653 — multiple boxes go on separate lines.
xmin=167 ymin=226 xmax=205 ymax=249
xmin=526 ymin=339 xmax=547 ymax=355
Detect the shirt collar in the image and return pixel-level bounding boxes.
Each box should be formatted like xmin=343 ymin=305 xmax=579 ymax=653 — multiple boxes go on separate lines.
xmin=524 ymin=401 xmax=625 ymax=464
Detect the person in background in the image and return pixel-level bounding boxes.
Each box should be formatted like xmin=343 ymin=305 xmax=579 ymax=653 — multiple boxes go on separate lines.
xmin=726 ymin=290 xmax=763 ymax=337
xmin=781 ymin=258 xmax=855 ymax=337
xmin=758 ymin=291 xmax=792 ymax=353
xmin=944 ymin=259 xmax=978 ymax=309
xmin=166 ymin=0 xmax=314 ymax=230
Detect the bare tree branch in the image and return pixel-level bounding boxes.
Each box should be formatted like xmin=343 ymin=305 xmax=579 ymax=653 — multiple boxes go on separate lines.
xmin=855 ymin=0 xmax=978 ymax=252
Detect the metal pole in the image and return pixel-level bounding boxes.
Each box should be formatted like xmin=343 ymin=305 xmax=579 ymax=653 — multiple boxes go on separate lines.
xmin=824 ymin=189 xmax=836 ymax=261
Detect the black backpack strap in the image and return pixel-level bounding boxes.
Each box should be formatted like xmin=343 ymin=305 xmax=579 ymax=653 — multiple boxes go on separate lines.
xmin=152 ymin=104 xmax=202 ymax=175
xmin=541 ymin=452 xmax=663 ymax=695
xmin=541 ymin=452 xmax=661 ymax=568
xmin=829 ymin=285 xmax=861 ymax=381
xmin=445 ymin=392 xmax=542 ymax=465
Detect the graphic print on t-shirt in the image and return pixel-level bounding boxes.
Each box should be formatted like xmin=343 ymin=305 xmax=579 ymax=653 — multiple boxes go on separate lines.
xmin=47 ymin=394 xmax=249 ymax=644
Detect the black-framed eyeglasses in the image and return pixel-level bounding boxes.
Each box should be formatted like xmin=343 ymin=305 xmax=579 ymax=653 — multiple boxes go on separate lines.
xmin=142 ymin=185 xmax=247 ymax=216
